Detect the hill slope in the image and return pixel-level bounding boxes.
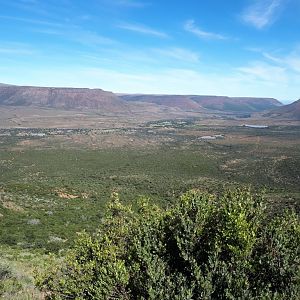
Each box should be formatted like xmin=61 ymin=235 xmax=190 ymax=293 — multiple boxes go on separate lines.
xmin=120 ymin=94 xmax=203 ymax=111
xmin=264 ymin=99 xmax=300 ymax=120
xmin=120 ymin=94 xmax=281 ymax=113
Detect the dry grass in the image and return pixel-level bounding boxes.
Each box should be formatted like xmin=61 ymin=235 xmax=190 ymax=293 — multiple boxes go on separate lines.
xmin=0 ymin=247 xmax=47 ymax=300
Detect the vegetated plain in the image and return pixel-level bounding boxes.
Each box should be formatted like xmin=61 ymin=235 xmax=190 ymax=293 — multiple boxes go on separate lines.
xmin=0 ymin=111 xmax=299 ymax=298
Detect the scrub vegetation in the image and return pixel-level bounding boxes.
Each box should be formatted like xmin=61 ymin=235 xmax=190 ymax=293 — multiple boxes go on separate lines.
xmin=35 ymin=189 xmax=300 ymax=299
xmin=0 ymin=120 xmax=299 ymax=299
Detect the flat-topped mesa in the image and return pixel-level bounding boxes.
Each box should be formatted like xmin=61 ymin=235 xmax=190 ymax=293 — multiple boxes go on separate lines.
xmin=0 ymin=85 xmax=129 ymax=112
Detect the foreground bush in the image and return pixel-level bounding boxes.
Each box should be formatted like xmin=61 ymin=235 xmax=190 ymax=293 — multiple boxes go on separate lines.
xmin=36 ymin=189 xmax=300 ymax=299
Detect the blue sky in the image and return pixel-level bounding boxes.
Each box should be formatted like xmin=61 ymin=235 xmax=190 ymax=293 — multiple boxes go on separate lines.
xmin=0 ymin=0 xmax=299 ymax=102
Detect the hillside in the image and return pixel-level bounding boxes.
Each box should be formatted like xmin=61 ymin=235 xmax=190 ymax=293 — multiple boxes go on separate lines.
xmin=120 ymin=94 xmax=281 ymax=113
xmin=120 ymin=94 xmax=203 ymax=111
xmin=193 ymin=96 xmax=281 ymax=112
xmin=264 ymin=99 xmax=300 ymax=120
xmin=0 ymin=83 xmax=282 ymax=114
xmin=0 ymin=84 xmax=129 ymax=112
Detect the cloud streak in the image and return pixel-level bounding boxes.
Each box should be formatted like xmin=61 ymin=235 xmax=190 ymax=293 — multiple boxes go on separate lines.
xmin=184 ymin=20 xmax=227 ymax=40
xmin=241 ymin=0 xmax=284 ymax=29
xmin=32 ymin=26 xmax=117 ymax=46
xmin=118 ymin=23 xmax=169 ymax=38
xmin=153 ymin=47 xmax=200 ymax=63
xmin=262 ymin=50 xmax=300 ymax=73
xmin=237 ymin=61 xmax=287 ymax=83
xmin=0 ymin=15 xmax=63 ymax=27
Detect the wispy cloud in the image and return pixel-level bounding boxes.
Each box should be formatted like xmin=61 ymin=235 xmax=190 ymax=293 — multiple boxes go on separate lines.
xmin=237 ymin=61 xmax=287 ymax=82
xmin=0 ymin=15 xmax=63 ymax=27
xmin=246 ymin=45 xmax=300 ymax=74
xmin=262 ymin=52 xmax=283 ymax=64
xmin=241 ymin=0 xmax=284 ymax=29
xmin=184 ymin=20 xmax=227 ymax=40
xmin=153 ymin=47 xmax=200 ymax=63
xmin=73 ymin=30 xmax=116 ymax=46
xmin=262 ymin=50 xmax=300 ymax=73
xmin=78 ymin=46 xmax=200 ymax=69
xmin=32 ymin=26 xmax=117 ymax=46
xmin=118 ymin=23 xmax=169 ymax=38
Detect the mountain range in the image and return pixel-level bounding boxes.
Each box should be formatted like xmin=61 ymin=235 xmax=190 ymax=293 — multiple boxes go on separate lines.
xmin=0 ymin=83 xmax=298 ymax=119
xmin=120 ymin=94 xmax=281 ymax=113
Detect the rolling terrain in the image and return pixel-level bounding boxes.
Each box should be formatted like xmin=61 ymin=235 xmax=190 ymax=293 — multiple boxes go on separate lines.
xmin=264 ymin=99 xmax=300 ymax=120
xmin=120 ymin=94 xmax=282 ymax=113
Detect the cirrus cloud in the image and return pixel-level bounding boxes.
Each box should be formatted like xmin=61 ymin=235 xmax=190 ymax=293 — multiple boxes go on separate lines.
xmin=118 ymin=22 xmax=169 ymax=38
xmin=184 ymin=20 xmax=227 ymax=40
xmin=241 ymin=0 xmax=285 ymax=29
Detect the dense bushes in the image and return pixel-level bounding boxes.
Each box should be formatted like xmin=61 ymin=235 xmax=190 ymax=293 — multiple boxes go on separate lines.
xmin=35 ymin=189 xmax=300 ymax=299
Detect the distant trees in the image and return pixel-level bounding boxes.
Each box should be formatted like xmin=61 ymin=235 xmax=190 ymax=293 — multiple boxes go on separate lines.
xmin=35 ymin=189 xmax=300 ymax=299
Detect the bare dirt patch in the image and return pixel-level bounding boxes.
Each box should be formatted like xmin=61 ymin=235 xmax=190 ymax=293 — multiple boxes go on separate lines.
xmin=1 ymin=200 xmax=24 ymax=212
xmin=56 ymin=190 xmax=79 ymax=199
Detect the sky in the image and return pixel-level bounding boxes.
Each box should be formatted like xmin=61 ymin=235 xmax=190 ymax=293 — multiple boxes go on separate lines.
xmin=0 ymin=0 xmax=300 ymax=103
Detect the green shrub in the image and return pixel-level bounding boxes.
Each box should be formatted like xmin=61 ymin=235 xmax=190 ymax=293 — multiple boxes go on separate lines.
xmin=0 ymin=263 xmax=22 ymax=297
xmin=35 ymin=189 xmax=300 ymax=299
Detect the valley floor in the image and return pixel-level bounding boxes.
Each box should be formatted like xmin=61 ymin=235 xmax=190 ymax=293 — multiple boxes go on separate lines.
xmin=0 ymin=111 xmax=299 ymax=298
